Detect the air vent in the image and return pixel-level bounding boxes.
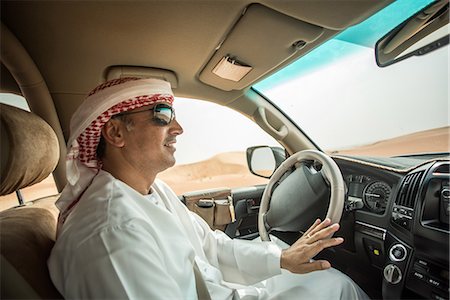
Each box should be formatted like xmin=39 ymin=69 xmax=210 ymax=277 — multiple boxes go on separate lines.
xmin=433 ymin=163 xmax=449 ymax=175
xmin=396 ymin=171 xmax=424 ymax=208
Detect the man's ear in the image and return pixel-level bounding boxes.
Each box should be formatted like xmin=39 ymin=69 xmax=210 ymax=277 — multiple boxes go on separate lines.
xmin=102 ymin=119 xmax=126 ymax=148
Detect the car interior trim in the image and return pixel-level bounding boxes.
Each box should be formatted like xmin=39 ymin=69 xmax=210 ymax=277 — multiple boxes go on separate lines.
xmin=334 ymin=155 xmax=450 ymax=174
xmin=355 ymin=220 xmax=387 ymax=240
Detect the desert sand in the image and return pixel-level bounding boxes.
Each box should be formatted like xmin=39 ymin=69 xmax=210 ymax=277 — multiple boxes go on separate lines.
xmin=0 ymin=175 xmax=59 ymax=211
xmin=1 ymin=126 xmax=448 ymax=210
xmin=157 ymin=151 xmax=269 ymax=195
xmin=331 ymin=126 xmax=449 ymax=157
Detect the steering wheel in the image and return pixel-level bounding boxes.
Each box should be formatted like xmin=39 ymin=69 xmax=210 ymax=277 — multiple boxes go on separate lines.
xmin=258 ymin=150 xmax=345 ymax=241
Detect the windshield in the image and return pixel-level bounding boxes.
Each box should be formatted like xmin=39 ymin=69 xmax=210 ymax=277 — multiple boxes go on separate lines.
xmin=254 ymin=0 xmax=449 ymax=157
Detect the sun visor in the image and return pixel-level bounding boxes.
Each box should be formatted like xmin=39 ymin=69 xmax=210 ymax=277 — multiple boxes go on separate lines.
xmin=199 ymin=3 xmax=324 ymax=91
xmin=105 ymin=66 xmax=178 ymax=88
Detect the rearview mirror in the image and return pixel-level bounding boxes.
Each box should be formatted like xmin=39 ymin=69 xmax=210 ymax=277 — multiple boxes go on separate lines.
xmin=375 ymin=0 xmax=449 ymax=67
xmin=246 ymin=146 xmax=286 ymax=178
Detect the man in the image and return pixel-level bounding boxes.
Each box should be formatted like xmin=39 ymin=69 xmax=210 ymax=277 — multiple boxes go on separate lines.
xmin=48 ymin=77 xmax=367 ymax=299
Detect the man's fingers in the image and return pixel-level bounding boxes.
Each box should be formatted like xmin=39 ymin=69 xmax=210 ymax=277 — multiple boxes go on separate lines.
xmin=299 ymin=237 xmax=344 ymax=260
xmin=297 ymin=260 xmax=331 ymax=274
xmin=320 ymin=237 xmax=344 ymax=249
xmin=307 ymin=223 xmax=340 ymax=243
xmin=303 ymin=218 xmax=321 ymax=237
xmin=308 ymin=218 xmax=332 ymax=237
xmin=309 ymin=237 xmax=344 ymax=256
xmin=313 ymin=218 xmax=331 ymax=232
xmin=285 ymin=220 xmax=346 ymax=275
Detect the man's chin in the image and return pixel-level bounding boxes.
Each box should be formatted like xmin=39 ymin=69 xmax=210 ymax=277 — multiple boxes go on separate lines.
xmin=160 ymin=157 xmax=176 ymax=171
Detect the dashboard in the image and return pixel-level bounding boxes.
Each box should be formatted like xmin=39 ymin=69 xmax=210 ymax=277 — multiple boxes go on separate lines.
xmin=188 ymin=153 xmax=450 ymax=300
xmin=334 ymin=155 xmax=450 ymax=300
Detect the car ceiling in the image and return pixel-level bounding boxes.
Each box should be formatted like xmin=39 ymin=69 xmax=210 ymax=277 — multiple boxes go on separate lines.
xmin=1 ymin=0 xmax=393 ymax=100
xmin=1 ymin=0 xmax=393 ymax=189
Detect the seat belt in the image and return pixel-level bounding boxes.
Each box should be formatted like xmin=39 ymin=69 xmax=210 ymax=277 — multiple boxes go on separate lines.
xmin=193 ymin=261 xmax=211 ymax=300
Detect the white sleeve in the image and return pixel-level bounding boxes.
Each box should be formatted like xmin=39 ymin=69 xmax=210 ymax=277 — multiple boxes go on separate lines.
xmin=190 ymin=211 xmax=282 ymax=285
xmin=154 ymin=179 xmax=282 ymax=285
xmin=63 ymin=219 xmax=193 ymax=299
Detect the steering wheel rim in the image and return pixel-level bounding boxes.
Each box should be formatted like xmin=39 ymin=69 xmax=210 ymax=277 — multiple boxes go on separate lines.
xmin=258 ymin=149 xmax=345 ymax=241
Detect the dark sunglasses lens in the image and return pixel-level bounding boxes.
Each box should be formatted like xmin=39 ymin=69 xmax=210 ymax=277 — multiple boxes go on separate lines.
xmin=153 ymin=104 xmax=174 ymax=125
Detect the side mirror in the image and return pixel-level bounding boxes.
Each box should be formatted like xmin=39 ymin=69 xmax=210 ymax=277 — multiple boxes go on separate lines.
xmin=246 ymin=146 xmax=286 ymax=178
xmin=375 ymin=0 xmax=449 ymax=67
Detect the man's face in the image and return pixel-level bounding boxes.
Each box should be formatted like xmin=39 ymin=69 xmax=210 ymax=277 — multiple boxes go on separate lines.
xmin=118 ymin=104 xmax=183 ymax=176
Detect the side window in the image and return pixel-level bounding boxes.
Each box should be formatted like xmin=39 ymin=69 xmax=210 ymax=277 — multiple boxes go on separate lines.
xmin=0 ymin=93 xmax=58 ymax=211
xmin=157 ymin=97 xmax=279 ymax=195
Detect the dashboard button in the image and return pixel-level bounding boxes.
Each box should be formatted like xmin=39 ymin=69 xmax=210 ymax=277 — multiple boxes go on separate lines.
xmin=428 ymin=278 xmax=444 ymax=290
xmin=415 ymin=259 xmax=430 ymax=272
xmin=417 ymin=259 xmax=429 ymax=268
xmin=389 ymin=244 xmax=407 ymax=262
xmin=384 ymin=264 xmax=402 ymax=284
xmin=413 ymin=271 xmax=427 ymax=281
xmin=394 ymin=249 xmax=402 ymax=257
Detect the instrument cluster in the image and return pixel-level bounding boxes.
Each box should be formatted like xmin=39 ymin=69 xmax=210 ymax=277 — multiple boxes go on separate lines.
xmin=346 ymin=174 xmax=392 ymax=214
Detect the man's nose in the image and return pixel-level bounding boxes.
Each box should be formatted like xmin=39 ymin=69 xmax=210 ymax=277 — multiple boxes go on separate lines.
xmin=170 ymin=119 xmax=183 ymax=135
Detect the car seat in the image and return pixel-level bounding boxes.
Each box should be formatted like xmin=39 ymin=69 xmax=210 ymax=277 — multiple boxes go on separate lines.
xmin=0 ymin=103 xmax=63 ymax=299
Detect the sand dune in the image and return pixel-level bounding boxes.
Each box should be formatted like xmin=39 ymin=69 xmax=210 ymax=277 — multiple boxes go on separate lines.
xmin=160 ymin=152 xmax=249 ymax=180
xmin=1 ymin=126 xmax=448 ymax=210
xmin=157 ymin=152 xmax=268 ymax=195
xmin=330 ymin=126 xmax=449 ymax=157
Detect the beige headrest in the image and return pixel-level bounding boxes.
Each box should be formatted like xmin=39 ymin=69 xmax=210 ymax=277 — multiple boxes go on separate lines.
xmin=0 ymin=103 xmax=60 ymax=195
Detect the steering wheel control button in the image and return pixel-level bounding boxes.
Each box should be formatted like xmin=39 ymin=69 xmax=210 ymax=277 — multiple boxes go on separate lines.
xmin=384 ymin=264 xmax=402 ymax=284
xmin=345 ymin=196 xmax=364 ymax=211
xmin=389 ymin=244 xmax=407 ymax=262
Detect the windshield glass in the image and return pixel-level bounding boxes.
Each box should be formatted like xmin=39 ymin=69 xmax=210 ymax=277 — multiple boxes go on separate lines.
xmin=254 ymin=0 xmax=449 ymax=157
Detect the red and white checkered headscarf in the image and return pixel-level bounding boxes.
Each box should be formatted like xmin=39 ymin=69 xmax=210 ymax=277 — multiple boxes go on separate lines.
xmin=68 ymin=77 xmax=174 ymax=169
xmin=56 ymin=77 xmax=174 ymax=218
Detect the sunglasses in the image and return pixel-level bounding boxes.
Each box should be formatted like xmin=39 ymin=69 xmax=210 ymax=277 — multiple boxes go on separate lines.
xmin=112 ymin=103 xmax=175 ymax=126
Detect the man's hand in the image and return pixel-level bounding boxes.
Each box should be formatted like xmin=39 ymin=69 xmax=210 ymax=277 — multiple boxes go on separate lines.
xmin=280 ymin=218 xmax=343 ymax=274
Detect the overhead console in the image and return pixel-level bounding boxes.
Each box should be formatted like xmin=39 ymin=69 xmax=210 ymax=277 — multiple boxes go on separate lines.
xmin=199 ymin=4 xmax=325 ymax=91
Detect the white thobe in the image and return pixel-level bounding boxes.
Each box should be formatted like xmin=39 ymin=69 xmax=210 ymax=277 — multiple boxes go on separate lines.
xmin=48 ymin=170 xmax=367 ymax=299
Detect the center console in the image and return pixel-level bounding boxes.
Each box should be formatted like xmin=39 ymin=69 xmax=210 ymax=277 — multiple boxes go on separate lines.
xmin=382 ymin=162 xmax=449 ymax=300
